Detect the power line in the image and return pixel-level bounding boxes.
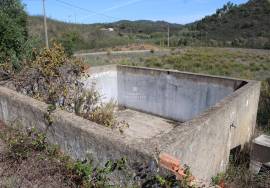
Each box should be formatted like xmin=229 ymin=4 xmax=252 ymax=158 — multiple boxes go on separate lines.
xmin=54 ymin=0 xmax=121 ymax=21
xmin=79 ymin=0 xmax=143 ymax=22
xmin=23 ymin=0 xmax=40 ymax=2
xmin=167 ymin=24 xmax=170 ymax=48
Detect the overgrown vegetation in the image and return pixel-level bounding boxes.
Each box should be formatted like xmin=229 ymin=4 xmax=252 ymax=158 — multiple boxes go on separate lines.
xmin=0 ymin=125 xmax=189 ymax=187
xmin=0 ymin=0 xmax=28 ymax=74
xmin=119 ymin=47 xmax=269 ymax=78
xmin=53 ymin=31 xmax=83 ymax=57
xmin=211 ymin=146 xmax=270 ymax=188
xmin=0 ymin=125 xmax=131 ymax=187
xmin=191 ymin=0 xmax=270 ymax=49
xmin=0 ymin=0 xmax=42 ymax=81
xmin=10 ymin=43 xmax=125 ymax=130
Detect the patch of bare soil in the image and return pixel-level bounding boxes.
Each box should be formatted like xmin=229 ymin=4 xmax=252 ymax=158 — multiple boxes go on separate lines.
xmin=0 ymin=123 xmax=75 ymax=188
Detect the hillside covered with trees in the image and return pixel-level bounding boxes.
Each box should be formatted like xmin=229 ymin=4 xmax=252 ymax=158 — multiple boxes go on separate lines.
xmin=191 ymin=0 xmax=270 ymax=49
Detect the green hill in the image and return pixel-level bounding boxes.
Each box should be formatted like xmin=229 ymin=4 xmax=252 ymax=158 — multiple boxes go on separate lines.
xmin=190 ymin=0 xmax=270 ymax=49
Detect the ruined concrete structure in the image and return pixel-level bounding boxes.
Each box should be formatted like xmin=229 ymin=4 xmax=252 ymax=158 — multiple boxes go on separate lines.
xmin=0 ymin=65 xmax=261 ymax=182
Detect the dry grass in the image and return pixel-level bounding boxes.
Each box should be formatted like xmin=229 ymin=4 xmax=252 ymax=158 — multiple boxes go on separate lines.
xmin=211 ymin=145 xmax=270 ymax=188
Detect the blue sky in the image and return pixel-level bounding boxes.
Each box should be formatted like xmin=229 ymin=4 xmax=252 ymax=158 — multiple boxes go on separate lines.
xmin=22 ymin=0 xmax=248 ymax=24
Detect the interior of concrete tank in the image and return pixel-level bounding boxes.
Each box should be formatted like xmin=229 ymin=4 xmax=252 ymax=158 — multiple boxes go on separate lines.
xmin=83 ymin=65 xmax=247 ymax=123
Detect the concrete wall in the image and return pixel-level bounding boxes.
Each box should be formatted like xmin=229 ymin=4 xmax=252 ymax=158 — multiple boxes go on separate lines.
xmin=0 ymin=86 xmax=153 ymax=167
xmin=84 ymin=65 xmax=245 ymax=122
xmin=0 ymin=66 xmax=261 ymax=183
xmin=117 ymin=66 xmax=245 ymax=122
xmin=155 ymin=80 xmax=261 ymax=181
xmin=83 ymin=65 xmax=118 ymax=103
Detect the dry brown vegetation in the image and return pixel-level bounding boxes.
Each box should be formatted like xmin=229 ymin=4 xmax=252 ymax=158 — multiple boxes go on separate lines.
xmin=0 ymin=122 xmax=76 ymax=187
xmin=0 ymin=122 xmax=185 ymax=188
xmin=0 ymin=122 xmax=135 ymax=187
xmin=3 ymin=43 xmax=126 ymax=131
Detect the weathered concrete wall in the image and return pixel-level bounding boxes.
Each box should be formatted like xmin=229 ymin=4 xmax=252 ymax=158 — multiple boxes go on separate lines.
xmin=0 ymin=66 xmax=261 ymax=183
xmin=118 ymin=66 xmax=244 ymax=122
xmin=83 ymin=65 xmax=118 ymax=103
xmin=155 ymin=80 xmax=261 ymax=181
xmin=84 ymin=65 xmax=245 ymax=122
xmin=0 ymin=86 xmax=154 ymax=167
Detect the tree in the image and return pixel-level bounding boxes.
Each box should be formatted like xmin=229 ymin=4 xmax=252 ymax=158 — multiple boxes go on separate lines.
xmin=216 ymin=1 xmax=236 ymax=17
xmin=0 ymin=0 xmax=28 ymax=72
xmin=56 ymin=31 xmax=81 ymax=56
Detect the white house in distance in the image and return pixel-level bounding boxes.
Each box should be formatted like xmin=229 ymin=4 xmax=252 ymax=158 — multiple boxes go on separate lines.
xmin=100 ymin=28 xmax=114 ymax=32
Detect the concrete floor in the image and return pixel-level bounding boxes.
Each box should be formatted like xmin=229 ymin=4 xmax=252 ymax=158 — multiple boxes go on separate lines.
xmin=116 ymin=108 xmax=177 ymax=139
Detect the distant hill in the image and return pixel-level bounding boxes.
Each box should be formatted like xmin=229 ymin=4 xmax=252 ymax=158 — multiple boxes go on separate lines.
xmin=28 ymin=16 xmax=182 ymax=50
xmin=27 ymin=0 xmax=270 ymax=51
xmin=106 ymin=20 xmax=183 ymax=34
xmin=190 ymin=0 xmax=270 ymax=49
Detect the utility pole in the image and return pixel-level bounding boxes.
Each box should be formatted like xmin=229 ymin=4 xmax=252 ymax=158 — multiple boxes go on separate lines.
xmin=74 ymin=13 xmax=77 ymax=23
xmin=167 ymin=24 xmax=170 ymax=48
xmin=42 ymin=0 xmax=49 ymax=48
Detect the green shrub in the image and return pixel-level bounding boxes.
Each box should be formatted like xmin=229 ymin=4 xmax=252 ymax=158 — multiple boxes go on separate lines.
xmin=0 ymin=0 xmax=28 ymax=72
xmin=3 ymin=127 xmax=47 ymax=161
xmin=54 ymin=31 xmax=82 ymax=56
xmin=211 ymin=173 xmax=225 ymax=186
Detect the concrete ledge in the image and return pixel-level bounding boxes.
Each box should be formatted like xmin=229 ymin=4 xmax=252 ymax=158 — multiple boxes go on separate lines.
xmin=118 ymin=65 xmax=246 ymax=90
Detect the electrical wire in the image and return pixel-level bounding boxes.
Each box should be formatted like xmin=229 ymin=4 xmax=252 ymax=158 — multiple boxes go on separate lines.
xmin=54 ymin=0 xmax=121 ymax=21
